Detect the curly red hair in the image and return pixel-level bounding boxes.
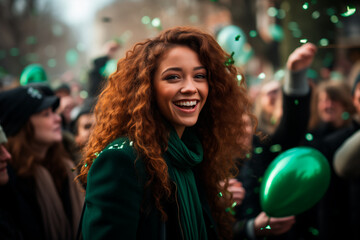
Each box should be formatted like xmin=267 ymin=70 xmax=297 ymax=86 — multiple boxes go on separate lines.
xmin=78 ymin=26 xmax=254 ymax=239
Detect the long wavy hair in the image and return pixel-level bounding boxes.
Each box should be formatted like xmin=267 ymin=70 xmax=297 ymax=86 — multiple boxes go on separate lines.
xmin=308 ymin=80 xmax=356 ymax=130
xmin=78 ymin=26 xmax=254 ymax=239
xmin=6 ymin=121 xmax=69 ymax=192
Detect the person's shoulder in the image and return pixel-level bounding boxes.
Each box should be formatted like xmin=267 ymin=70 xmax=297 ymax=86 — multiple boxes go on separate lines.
xmin=101 ymin=137 xmax=136 ymax=156
xmin=90 ymin=137 xmax=139 ymax=169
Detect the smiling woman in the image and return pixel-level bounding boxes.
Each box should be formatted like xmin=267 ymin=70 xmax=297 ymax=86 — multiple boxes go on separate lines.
xmin=78 ymin=26 xmax=255 ymax=240
xmin=153 ymin=46 xmax=209 ymax=137
xmin=0 ymin=86 xmax=84 ymax=240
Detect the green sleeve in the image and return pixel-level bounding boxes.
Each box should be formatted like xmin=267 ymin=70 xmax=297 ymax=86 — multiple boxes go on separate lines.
xmin=82 ymin=147 xmax=145 ymax=240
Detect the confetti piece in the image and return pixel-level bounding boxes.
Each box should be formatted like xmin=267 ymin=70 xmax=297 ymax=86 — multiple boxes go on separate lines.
xmin=309 ymin=227 xmax=319 ymax=236
xmin=305 ymin=133 xmax=313 ymax=141
xmin=302 ymin=2 xmax=309 ymax=10
xmin=218 ymin=192 xmax=223 ymax=197
xmin=294 ymin=99 xmax=299 ymax=105
xmin=300 ymin=39 xmax=308 ymax=43
xmin=141 ymin=16 xmax=151 ymax=24
xmin=341 ymin=5 xmax=356 ymax=17
xmin=255 ymin=147 xmax=263 ymax=154
xmin=84 ymin=163 xmax=88 ymax=167
xmin=258 ymin=72 xmax=266 ymax=79
xmin=342 ymin=112 xmax=350 ymax=120
xmin=235 ymin=35 xmax=241 ymax=41
xmin=270 ymin=144 xmax=282 ymax=153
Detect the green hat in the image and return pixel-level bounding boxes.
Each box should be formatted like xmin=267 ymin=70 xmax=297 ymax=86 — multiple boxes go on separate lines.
xmin=20 ymin=64 xmax=48 ymax=86
xmin=0 ymin=125 xmax=7 ymax=144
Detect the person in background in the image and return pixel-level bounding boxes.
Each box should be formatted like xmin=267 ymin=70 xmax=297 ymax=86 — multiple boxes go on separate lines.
xmin=70 ymin=98 xmax=96 ymax=167
xmin=77 ymin=26 xmax=254 ymax=239
xmin=305 ymin=80 xmax=355 ymax=149
xmin=88 ymin=40 xmax=121 ymax=98
xmin=233 ymin=43 xmax=317 ymax=240
xmin=54 ymin=83 xmax=71 ymax=98
xmin=334 ymin=129 xmax=360 ymax=179
xmin=305 ymin=73 xmax=360 ymax=240
xmin=0 ymin=124 xmax=22 ymax=239
xmin=0 ymin=86 xmax=84 ymax=240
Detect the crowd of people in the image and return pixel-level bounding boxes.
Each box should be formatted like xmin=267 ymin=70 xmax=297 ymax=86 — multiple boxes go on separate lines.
xmin=0 ymin=25 xmax=360 ymax=240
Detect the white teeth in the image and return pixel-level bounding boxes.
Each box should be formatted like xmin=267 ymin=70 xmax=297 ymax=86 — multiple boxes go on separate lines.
xmin=175 ymin=100 xmax=197 ymax=106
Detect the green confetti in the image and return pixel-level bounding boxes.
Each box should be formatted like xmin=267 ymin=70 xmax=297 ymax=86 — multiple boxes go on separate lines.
xmin=330 ymin=15 xmax=339 ymax=23
xmin=300 ymin=39 xmax=308 ymax=43
xmin=302 ymin=2 xmax=309 ymax=10
xmin=326 ymin=8 xmax=336 ymax=16
xmin=341 ymin=112 xmax=350 ymax=120
xmin=270 ymin=144 xmax=282 ymax=153
xmin=225 ymin=52 xmax=235 ymax=66
xmin=258 ymin=72 xmax=266 ymax=79
xmin=26 ymin=36 xmax=37 ymax=45
xmin=151 ymin=18 xmax=162 ymax=30
xmin=235 ymin=35 xmax=241 ymax=41
xmin=341 ymin=5 xmax=356 ymax=17
xmin=66 ymin=49 xmax=79 ymax=66
xmin=294 ymin=99 xmax=299 ymax=105
xmin=255 ymin=147 xmax=263 ymax=154
xmin=312 ymin=11 xmax=320 ymax=19
xmin=319 ymin=38 xmax=329 ymax=46
xmin=267 ymin=7 xmax=278 ymax=17
xmin=10 ymin=48 xmax=19 ymax=57
xmin=94 ymin=152 xmax=100 ymax=157
xmin=231 ymin=202 xmax=237 ymax=208
xmin=84 ymin=163 xmax=88 ymax=167
xmin=141 ymin=16 xmax=151 ymax=24
xmin=47 ymin=58 xmax=56 ymax=68
xmin=249 ymin=30 xmax=257 ymax=38
xmin=245 ymin=208 xmax=253 ymax=215
xmin=309 ymin=227 xmax=319 ymax=236
xmin=305 ymin=133 xmax=313 ymax=141
xmin=218 ymin=192 xmax=223 ymax=197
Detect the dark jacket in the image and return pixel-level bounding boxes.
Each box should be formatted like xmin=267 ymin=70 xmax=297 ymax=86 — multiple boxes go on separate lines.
xmin=0 ymin=165 xmax=45 ymax=240
xmin=303 ymin=119 xmax=360 ymax=240
xmin=81 ymin=138 xmax=219 ymax=240
xmin=235 ymin=91 xmax=311 ymax=240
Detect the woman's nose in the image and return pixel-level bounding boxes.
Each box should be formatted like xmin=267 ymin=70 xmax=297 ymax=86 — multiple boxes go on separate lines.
xmin=180 ymin=77 xmax=197 ymax=94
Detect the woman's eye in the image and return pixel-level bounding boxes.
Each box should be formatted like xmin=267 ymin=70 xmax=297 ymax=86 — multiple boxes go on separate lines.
xmin=164 ymin=75 xmax=180 ymax=80
xmin=195 ymin=74 xmax=207 ymax=79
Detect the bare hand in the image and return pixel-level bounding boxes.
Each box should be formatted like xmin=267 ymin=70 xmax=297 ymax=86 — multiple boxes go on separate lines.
xmin=220 ymin=178 xmax=246 ymax=205
xmin=254 ymin=211 xmax=296 ymax=236
xmin=286 ymin=43 xmax=317 ymax=72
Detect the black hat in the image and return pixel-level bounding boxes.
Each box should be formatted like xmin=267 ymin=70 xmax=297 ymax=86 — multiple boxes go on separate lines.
xmin=0 ymin=86 xmax=60 ymax=137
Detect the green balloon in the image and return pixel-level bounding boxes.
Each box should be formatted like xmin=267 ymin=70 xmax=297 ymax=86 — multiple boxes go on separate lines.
xmin=260 ymin=147 xmax=330 ymax=217
xmin=20 ymin=64 xmax=47 ymax=86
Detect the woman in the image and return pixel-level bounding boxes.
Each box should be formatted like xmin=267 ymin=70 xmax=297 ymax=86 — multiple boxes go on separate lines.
xmin=0 ymin=86 xmax=84 ymax=240
xmin=77 ymin=26 xmax=254 ymax=239
xmin=306 ymin=80 xmax=355 ymax=144
xmin=234 ymin=43 xmax=316 ymax=240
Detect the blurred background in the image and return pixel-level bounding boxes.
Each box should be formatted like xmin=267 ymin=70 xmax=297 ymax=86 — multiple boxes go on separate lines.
xmin=1 ymin=0 xmax=360 ymax=99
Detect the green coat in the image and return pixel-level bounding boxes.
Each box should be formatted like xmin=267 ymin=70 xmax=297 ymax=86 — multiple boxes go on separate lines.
xmin=81 ymin=138 xmax=219 ymax=240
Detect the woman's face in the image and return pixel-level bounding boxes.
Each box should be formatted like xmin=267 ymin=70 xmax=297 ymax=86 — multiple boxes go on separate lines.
xmin=153 ymin=46 xmax=209 ymax=137
xmin=30 ymin=107 xmax=62 ymax=146
xmin=317 ymin=91 xmax=345 ymax=126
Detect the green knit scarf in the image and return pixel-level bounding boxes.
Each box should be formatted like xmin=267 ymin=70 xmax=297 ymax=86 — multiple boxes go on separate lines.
xmin=165 ymin=127 xmax=208 ymax=240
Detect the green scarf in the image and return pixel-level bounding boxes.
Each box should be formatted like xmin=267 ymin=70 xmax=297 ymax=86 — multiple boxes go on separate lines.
xmin=165 ymin=127 xmax=208 ymax=240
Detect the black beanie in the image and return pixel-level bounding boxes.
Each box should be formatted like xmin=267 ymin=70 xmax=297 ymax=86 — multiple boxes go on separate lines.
xmin=0 ymin=86 xmax=60 ymax=137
